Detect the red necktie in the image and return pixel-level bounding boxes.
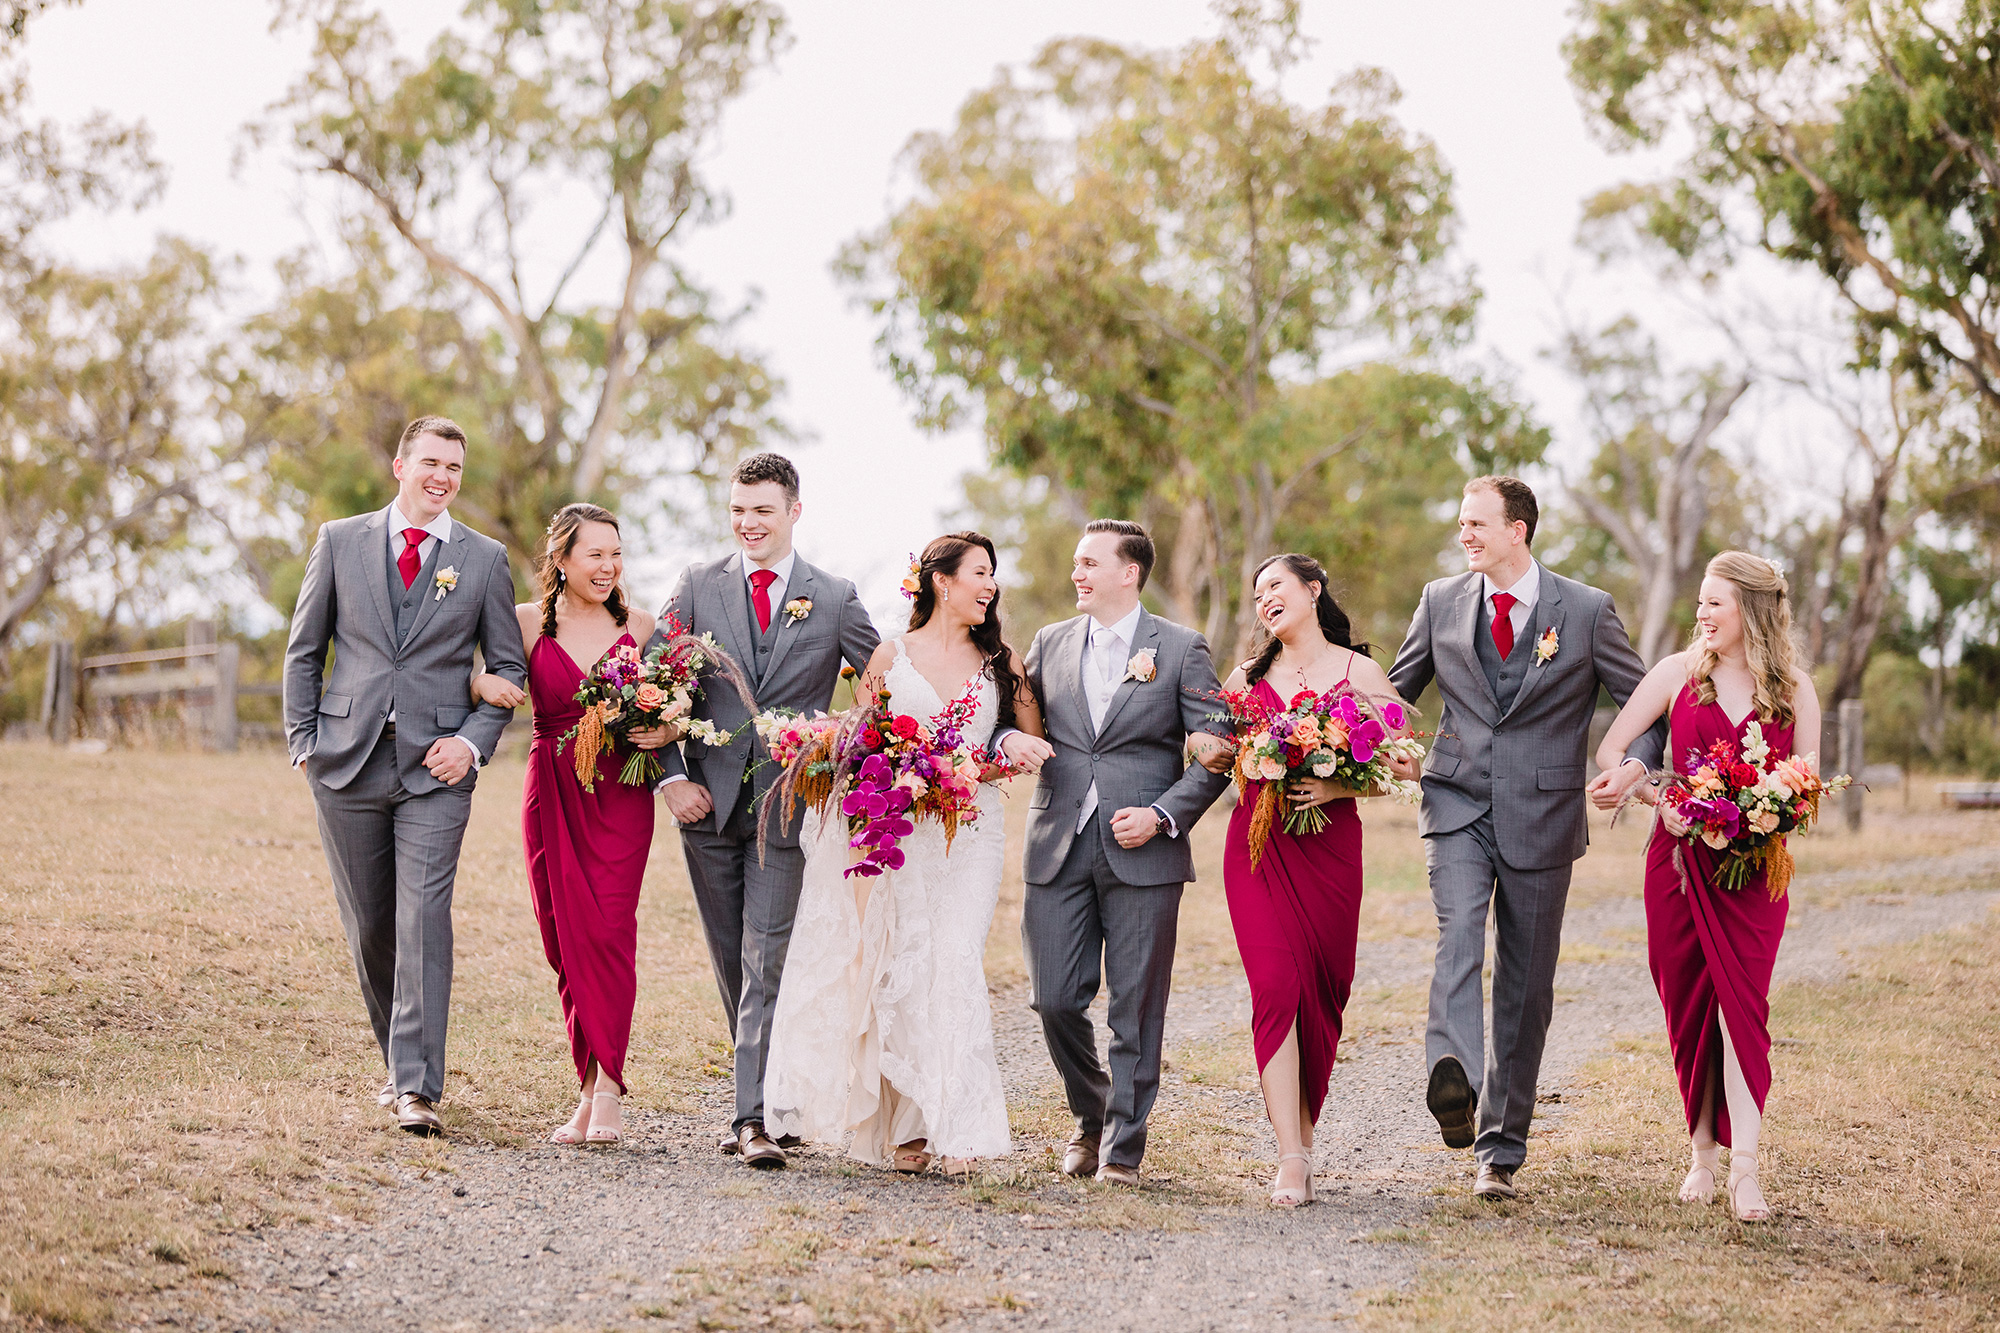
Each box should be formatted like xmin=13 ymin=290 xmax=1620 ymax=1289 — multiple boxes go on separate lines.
xmin=398 ymin=527 xmax=426 ymax=589
xmin=750 ymin=568 xmax=777 ymax=632
xmin=1491 ymin=591 xmax=1517 ymax=660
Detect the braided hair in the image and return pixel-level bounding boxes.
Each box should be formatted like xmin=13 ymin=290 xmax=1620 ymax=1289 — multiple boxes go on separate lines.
xmin=538 ymin=503 xmax=630 ymax=639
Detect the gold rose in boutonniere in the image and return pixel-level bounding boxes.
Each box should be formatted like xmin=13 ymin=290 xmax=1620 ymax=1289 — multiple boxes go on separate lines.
xmin=1534 ymin=626 xmax=1559 ymax=665
xmin=1124 ymin=647 xmax=1158 ymax=683
xmin=433 ymin=566 xmax=459 ymax=602
xmin=784 ymin=597 xmax=812 ymax=624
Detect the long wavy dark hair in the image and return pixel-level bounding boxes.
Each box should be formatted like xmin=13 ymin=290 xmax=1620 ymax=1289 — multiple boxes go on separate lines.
xmin=907 ymin=531 xmax=1023 ymax=732
xmin=538 ymin=503 xmax=630 ymax=639
xmin=1243 ymin=553 xmax=1371 ymax=686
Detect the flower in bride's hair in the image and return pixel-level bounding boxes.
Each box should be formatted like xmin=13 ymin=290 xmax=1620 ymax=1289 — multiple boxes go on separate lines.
xmin=899 ymin=554 xmax=923 ymax=599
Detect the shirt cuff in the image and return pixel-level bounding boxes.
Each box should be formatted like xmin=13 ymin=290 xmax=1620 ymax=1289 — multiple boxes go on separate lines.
xmin=452 ymin=734 xmax=485 ymax=769
xmin=658 ymin=773 xmax=689 ymax=791
xmin=1150 ymin=803 xmax=1179 ymax=839
xmin=1618 ymin=755 xmax=1650 ymax=774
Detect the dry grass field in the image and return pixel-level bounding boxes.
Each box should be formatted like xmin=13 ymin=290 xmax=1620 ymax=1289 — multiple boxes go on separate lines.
xmin=1 ymin=743 xmax=1995 ymax=1329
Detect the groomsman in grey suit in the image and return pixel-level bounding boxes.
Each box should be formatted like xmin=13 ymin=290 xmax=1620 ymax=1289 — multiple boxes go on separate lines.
xmin=1009 ymin=520 xmax=1232 ymax=1185
xmin=653 ymin=452 xmax=878 ymax=1168
xmin=283 ymin=416 xmax=529 ymax=1136
xmin=1388 ymin=476 xmax=1665 ymax=1198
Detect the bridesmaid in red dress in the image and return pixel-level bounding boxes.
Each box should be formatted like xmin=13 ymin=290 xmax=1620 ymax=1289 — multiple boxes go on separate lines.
xmin=1595 ymin=552 xmax=1822 ymax=1223
xmin=475 ymin=503 xmax=678 ymax=1145
xmin=1211 ymin=554 xmax=1413 ymax=1208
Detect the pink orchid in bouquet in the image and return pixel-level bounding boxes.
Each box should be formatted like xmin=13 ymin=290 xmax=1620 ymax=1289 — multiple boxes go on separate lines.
xmin=756 ymin=678 xmax=992 ymax=879
xmin=1211 ymin=684 xmax=1425 ymax=869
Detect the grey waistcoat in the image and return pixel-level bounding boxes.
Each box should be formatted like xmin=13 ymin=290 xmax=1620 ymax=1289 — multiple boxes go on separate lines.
xmin=1472 ymin=603 xmax=1533 ymax=713
xmin=387 ymin=533 xmax=445 ymax=644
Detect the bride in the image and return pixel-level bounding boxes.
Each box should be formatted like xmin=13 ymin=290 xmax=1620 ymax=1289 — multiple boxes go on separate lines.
xmin=765 ymin=531 xmax=1053 ymax=1173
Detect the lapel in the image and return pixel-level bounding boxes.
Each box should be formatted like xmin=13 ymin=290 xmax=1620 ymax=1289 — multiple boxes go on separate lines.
xmin=713 ymin=555 xmax=757 ymax=685
xmin=362 ymin=507 xmax=398 ymax=648
xmin=399 ymin=521 xmax=467 ymax=653
xmin=761 ymin=559 xmax=815 ymax=686
xmin=1053 ymin=618 xmax=1092 ymax=741
xmin=1453 ymin=574 xmax=1501 ymax=716
xmin=1501 ymin=567 xmax=1567 ymax=721
xmin=1095 ymin=609 xmax=1160 ymax=741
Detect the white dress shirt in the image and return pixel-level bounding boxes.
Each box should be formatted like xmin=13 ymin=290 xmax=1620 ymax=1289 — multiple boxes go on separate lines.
xmin=1075 ymin=604 xmax=1177 ymax=838
xmin=737 ymin=547 xmax=797 ymax=615
xmin=386 ymin=502 xmax=482 ymax=767
xmin=659 ymin=547 xmax=799 ymax=790
xmin=1480 ymin=559 xmax=1541 ymax=645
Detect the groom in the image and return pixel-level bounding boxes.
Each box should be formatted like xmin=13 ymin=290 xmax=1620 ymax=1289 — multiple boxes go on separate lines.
xmin=654 ymin=452 xmax=879 ymax=1169
xmin=1009 ymin=520 xmax=1232 ymax=1185
xmin=283 ymin=415 xmax=528 ymax=1136
xmin=1388 ymin=476 xmax=1664 ymax=1198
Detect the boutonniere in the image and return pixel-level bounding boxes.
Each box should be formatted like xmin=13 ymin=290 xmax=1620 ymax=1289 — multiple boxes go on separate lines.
xmin=433 ymin=566 xmax=459 ymax=602
xmin=784 ymin=597 xmax=812 ymax=624
xmin=1123 ymin=648 xmax=1158 ymax=683
xmin=1534 ymin=626 xmax=1559 ymax=665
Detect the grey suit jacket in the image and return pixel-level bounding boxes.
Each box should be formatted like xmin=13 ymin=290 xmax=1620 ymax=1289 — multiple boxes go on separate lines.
xmin=651 ymin=552 xmax=879 ymax=847
xmin=1022 ymin=609 xmax=1232 ymax=887
xmin=1387 ymin=566 xmax=1665 ymax=870
xmin=283 ymin=506 xmax=528 ymax=794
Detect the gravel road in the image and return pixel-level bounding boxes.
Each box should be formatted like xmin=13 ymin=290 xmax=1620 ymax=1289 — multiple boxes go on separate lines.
xmin=142 ymin=875 xmax=1997 ymax=1333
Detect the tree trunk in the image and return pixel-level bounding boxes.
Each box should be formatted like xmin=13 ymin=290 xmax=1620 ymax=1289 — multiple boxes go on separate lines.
xmin=1828 ymin=446 xmax=1899 ymax=704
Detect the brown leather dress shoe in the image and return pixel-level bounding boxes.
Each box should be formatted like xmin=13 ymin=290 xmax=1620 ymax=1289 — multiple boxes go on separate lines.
xmin=393 ymin=1093 xmax=443 ymax=1137
xmin=1473 ymin=1164 xmax=1518 ymax=1200
xmin=736 ymin=1121 xmax=786 ymax=1169
xmin=1061 ymin=1132 xmax=1100 ymax=1178
xmin=1095 ymin=1162 xmax=1140 ymax=1187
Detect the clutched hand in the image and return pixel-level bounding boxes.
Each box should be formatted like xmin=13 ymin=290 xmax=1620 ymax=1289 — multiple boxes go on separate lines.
xmin=999 ymin=731 xmax=1055 ymax=775
xmin=1189 ymin=732 xmax=1236 ymax=775
xmin=472 ymin=672 xmax=526 ymax=709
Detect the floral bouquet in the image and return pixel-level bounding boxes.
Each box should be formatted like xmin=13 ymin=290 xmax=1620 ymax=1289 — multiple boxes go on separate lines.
xmin=755 ymin=679 xmax=990 ymax=879
xmin=1658 ymin=720 xmax=1851 ymax=898
xmin=562 ymin=616 xmax=753 ymax=792
xmin=1212 ymin=686 xmax=1425 ymax=869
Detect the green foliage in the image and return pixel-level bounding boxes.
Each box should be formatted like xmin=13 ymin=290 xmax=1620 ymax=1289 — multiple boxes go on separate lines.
xmin=1567 ymin=0 xmax=2000 ymax=408
xmin=847 ymin=7 xmax=1539 ymax=659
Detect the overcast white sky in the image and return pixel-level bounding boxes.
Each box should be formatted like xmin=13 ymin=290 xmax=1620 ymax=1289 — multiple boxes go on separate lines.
xmin=28 ymin=0 xmax=1801 ymax=621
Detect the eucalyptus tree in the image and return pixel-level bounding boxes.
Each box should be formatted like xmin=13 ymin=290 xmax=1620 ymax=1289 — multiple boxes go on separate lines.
xmin=262 ymin=0 xmax=791 ymax=565
xmin=1568 ymin=0 xmax=2000 ymax=409
xmin=844 ymin=4 xmax=1536 ymax=660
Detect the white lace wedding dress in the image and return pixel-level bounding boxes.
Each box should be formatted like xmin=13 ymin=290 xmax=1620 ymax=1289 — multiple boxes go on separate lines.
xmin=764 ymin=640 xmax=1012 ymax=1165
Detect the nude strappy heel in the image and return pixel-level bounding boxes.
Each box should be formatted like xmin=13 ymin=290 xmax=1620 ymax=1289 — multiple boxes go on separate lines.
xmin=549 ymin=1095 xmax=591 ymax=1146
xmin=1269 ymin=1152 xmax=1314 ymax=1207
xmin=1728 ymin=1152 xmax=1769 ymax=1222
xmin=892 ymin=1140 xmax=932 ymax=1174
xmin=1680 ymin=1145 xmax=1719 ymax=1205
xmin=585 ymin=1091 xmax=622 ymax=1144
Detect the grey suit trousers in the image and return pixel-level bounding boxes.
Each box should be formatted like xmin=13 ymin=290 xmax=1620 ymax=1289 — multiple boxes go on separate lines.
xmin=679 ymin=790 xmax=808 ymax=1130
xmin=1022 ymin=811 xmax=1183 ymax=1168
xmin=1425 ymin=813 xmax=1572 ymax=1169
xmin=309 ymin=729 xmax=472 ymax=1103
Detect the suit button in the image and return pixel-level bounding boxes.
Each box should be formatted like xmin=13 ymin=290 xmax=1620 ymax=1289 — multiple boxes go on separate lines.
xmin=396 ymin=663 xmax=405 ymax=671
xmin=1480 ymin=770 xmax=1489 ymax=779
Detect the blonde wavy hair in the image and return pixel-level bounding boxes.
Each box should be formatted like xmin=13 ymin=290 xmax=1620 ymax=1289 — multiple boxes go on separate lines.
xmin=1687 ymin=551 xmax=1804 ymax=726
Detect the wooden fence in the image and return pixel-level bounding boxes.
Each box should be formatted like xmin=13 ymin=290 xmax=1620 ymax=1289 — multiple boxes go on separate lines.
xmin=38 ymin=619 xmax=279 ymax=752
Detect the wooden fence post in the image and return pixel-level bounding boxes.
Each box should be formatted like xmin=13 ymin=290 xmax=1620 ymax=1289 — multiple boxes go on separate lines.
xmin=1839 ymin=698 xmax=1865 ymax=832
xmin=213 ymin=640 xmax=240 ymax=752
xmin=40 ymin=640 xmax=76 ymax=742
